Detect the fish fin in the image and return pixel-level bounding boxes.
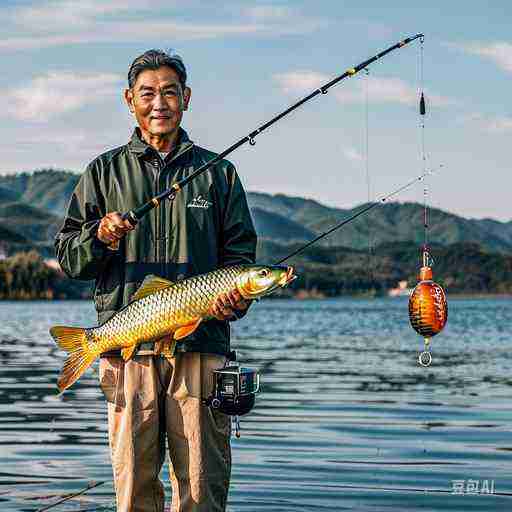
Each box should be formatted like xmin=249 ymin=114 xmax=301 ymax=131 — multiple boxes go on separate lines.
xmin=50 ymin=326 xmax=95 ymax=392
xmin=132 ymin=274 xmax=175 ymax=301
xmin=173 ymin=319 xmax=202 ymax=340
xmin=121 ymin=345 xmax=137 ymax=361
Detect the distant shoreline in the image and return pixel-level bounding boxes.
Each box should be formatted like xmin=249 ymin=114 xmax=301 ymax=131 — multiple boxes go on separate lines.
xmin=1 ymin=292 xmax=511 ymax=302
xmin=440 ymin=292 xmax=512 ymax=299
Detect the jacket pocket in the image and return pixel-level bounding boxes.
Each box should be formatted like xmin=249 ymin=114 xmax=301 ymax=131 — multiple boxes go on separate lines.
xmin=98 ymin=255 xmax=124 ymax=312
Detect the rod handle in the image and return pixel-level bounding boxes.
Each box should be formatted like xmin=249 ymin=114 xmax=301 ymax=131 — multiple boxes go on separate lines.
xmin=106 ymin=211 xmax=138 ymax=251
xmin=106 ymin=186 xmax=179 ymax=250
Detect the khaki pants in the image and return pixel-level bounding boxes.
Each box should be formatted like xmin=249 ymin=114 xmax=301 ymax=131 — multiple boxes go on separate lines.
xmin=99 ymin=352 xmax=231 ymax=512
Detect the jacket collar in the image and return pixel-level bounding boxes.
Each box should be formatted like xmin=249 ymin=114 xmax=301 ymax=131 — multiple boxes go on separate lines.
xmin=128 ymin=126 xmax=194 ymax=160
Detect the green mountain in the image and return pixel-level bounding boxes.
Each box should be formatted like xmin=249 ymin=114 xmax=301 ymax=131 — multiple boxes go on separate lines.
xmin=251 ymin=207 xmax=316 ymax=243
xmin=0 ymin=169 xmax=511 ymax=296
xmin=247 ymin=193 xmax=512 ymax=254
xmin=257 ymin=240 xmax=512 ymax=296
xmin=1 ymin=168 xmax=511 ymax=257
xmin=0 ymin=186 xmax=19 ymax=203
xmin=0 ymin=169 xmax=79 ymax=215
xmin=0 ymin=224 xmax=28 ymax=245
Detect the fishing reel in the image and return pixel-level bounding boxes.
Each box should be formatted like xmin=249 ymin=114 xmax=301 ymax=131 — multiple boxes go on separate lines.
xmin=203 ymin=351 xmax=260 ymax=438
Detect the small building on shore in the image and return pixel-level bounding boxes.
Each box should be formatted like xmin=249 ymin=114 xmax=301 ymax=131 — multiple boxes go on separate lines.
xmin=388 ymin=280 xmax=413 ymax=297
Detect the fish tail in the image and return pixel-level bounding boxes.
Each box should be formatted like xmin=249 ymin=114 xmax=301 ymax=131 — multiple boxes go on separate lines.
xmin=50 ymin=326 xmax=96 ymax=392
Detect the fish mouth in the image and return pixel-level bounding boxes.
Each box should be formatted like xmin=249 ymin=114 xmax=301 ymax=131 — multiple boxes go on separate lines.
xmin=278 ymin=266 xmax=296 ymax=287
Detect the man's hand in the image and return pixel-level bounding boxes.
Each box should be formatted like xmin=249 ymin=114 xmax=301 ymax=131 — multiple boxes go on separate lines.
xmin=210 ymin=289 xmax=251 ymax=321
xmin=97 ymin=212 xmax=135 ymax=245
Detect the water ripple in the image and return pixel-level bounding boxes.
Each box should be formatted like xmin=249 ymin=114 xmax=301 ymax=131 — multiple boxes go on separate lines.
xmin=0 ymin=298 xmax=511 ymax=510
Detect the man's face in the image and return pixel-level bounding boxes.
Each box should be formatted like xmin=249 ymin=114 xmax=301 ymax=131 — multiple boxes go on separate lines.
xmin=124 ymin=66 xmax=191 ymax=138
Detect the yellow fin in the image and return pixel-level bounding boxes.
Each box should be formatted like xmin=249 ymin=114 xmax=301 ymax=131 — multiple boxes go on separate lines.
xmin=49 ymin=325 xmax=95 ymax=392
xmin=173 ymin=319 xmax=202 ymax=340
xmin=132 ymin=274 xmax=174 ymax=301
xmin=121 ymin=345 xmax=137 ymax=361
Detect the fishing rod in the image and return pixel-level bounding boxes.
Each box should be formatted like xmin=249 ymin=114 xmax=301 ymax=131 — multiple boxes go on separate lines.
xmin=112 ymin=34 xmax=424 ymax=237
xmin=275 ymin=166 xmax=442 ymax=265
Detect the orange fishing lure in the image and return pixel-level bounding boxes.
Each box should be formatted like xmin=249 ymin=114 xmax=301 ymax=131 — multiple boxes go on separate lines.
xmin=408 ymin=251 xmax=448 ymax=366
xmin=409 ymin=41 xmax=448 ymax=367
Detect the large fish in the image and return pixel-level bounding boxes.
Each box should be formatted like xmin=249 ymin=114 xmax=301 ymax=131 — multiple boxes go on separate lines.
xmin=50 ymin=264 xmax=296 ymax=392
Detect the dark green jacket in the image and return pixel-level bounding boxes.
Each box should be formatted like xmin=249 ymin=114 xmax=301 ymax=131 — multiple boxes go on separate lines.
xmin=55 ymin=127 xmax=257 ymax=356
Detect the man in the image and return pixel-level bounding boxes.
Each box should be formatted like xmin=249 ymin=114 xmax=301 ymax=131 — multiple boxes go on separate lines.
xmin=55 ymin=49 xmax=257 ymax=512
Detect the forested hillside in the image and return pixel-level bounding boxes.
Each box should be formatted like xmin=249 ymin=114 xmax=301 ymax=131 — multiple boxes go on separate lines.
xmin=0 ymin=169 xmax=511 ymax=298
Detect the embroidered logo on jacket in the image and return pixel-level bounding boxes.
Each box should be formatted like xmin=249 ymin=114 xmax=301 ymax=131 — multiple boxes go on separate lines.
xmin=187 ymin=195 xmax=212 ymax=209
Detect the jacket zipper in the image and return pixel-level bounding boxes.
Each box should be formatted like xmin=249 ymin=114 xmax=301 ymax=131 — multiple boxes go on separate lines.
xmin=159 ymin=169 xmax=166 ymax=277
xmin=153 ymin=144 xmax=194 ymax=275
xmin=153 ymin=161 xmax=161 ymax=264
xmin=155 ymin=156 xmax=167 ymax=277
xmin=161 ymin=174 xmax=169 ymax=271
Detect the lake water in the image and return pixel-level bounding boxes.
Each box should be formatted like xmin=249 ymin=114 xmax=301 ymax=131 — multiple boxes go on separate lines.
xmin=0 ymin=297 xmax=511 ymax=511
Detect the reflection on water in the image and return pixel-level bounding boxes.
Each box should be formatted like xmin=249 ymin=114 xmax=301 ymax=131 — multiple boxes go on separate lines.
xmin=0 ymin=298 xmax=511 ymax=511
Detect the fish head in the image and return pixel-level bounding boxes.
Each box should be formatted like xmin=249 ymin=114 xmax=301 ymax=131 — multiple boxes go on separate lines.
xmin=236 ymin=265 xmax=297 ymax=299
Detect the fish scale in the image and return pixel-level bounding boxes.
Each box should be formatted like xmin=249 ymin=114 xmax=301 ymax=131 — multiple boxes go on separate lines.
xmin=50 ymin=263 xmax=295 ymax=392
xmin=88 ymin=265 xmax=243 ymax=355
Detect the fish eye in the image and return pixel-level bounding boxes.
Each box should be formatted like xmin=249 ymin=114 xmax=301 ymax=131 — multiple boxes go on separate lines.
xmin=258 ymin=269 xmax=269 ymax=278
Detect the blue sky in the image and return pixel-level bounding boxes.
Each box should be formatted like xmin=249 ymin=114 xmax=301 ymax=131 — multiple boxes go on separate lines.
xmin=0 ymin=1 xmax=511 ymax=221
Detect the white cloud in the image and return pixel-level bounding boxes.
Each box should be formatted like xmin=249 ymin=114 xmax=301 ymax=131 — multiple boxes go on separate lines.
xmin=489 ymin=116 xmax=512 ymax=132
xmin=274 ymin=71 xmax=453 ymax=107
xmin=24 ymin=130 xmax=126 ymax=153
xmin=338 ymin=76 xmax=418 ymax=106
xmin=274 ymin=71 xmax=327 ymax=94
xmin=11 ymin=0 xmax=160 ymax=30
xmin=3 ymin=72 xmax=123 ymax=121
xmin=343 ymin=147 xmax=364 ymax=163
xmin=0 ymin=1 xmax=323 ymax=51
xmin=455 ymin=41 xmax=512 ymax=73
xmin=465 ymin=113 xmax=512 ymax=133
xmin=242 ymin=6 xmax=293 ymax=20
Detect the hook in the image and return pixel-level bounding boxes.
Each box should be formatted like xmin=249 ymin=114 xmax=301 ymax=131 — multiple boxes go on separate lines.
xmin=249 ymin=137 xmax=256 ymax=146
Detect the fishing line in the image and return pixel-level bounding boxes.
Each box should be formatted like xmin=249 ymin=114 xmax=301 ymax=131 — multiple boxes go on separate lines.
xmin=275 ymin=166 xmax=443 ymax=265
xmin=363 ymin=67 xmax=374 ymax=286
xmin=418 ymin=35 xmax=430 ymax=263
xmin=408 ymin=36 xmax=448 ymax=367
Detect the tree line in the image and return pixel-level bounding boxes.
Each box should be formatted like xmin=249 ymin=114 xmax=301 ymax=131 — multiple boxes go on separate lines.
xmin=1 ymin=242 xmax=511 ymax=300
xmin=0 ymin=251 xmax=90 ymax=299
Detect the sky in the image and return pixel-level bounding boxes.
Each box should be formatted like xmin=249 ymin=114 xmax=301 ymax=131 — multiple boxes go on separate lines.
xmin=0 ymin=0 xmax=511 ymax=221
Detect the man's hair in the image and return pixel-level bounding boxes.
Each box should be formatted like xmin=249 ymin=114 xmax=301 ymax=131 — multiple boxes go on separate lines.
xmin=128 ymin=49 xmax=187 ymax=89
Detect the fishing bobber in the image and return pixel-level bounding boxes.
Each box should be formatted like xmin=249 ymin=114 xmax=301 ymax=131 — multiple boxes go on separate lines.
xmin=408 ymin=256 xmax=448 ymax=367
